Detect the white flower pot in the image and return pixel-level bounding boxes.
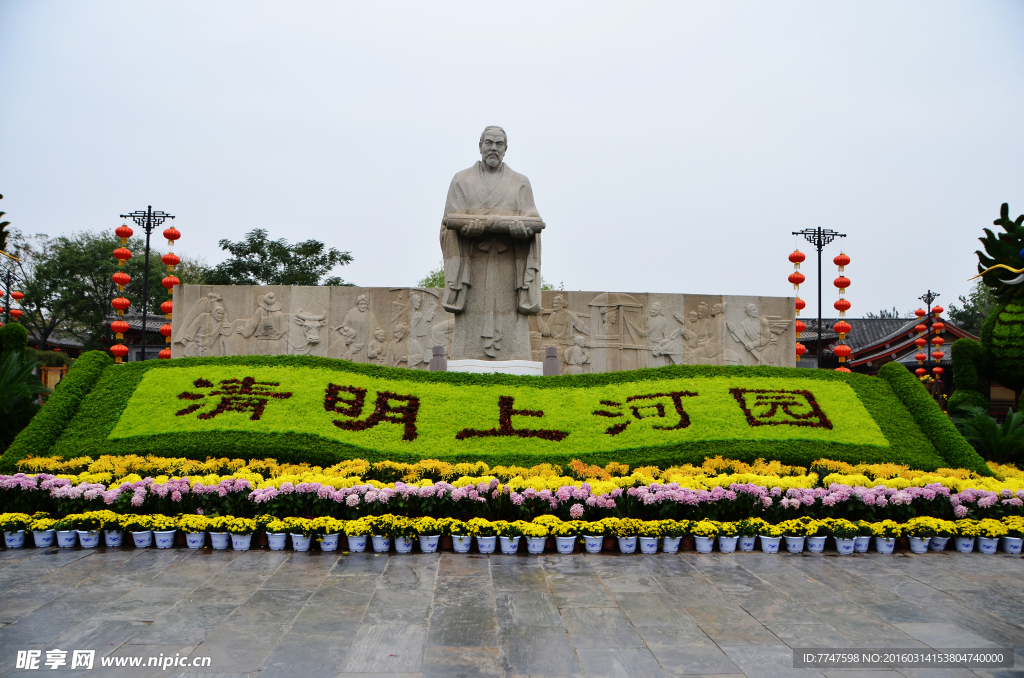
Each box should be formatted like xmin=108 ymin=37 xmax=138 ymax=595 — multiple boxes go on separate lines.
xmin=394 ymin=536 xmax=414 ymax=554
xmin=617 ymin=536 xmax=637 ymax=554
xmin=662 ymin=536 xmax=682 ymax=553
xmin=371 ymin=535 xmax=391 ymax=553
xmin=130 ymin=530 xmax=152 ymax=548
xmin=452 ymin=535 xmax=472 ymax=553
xmin=185 ymin=532 xmax=206 ymax=549
xmin=321 ymin=533 xmax=340 ymax=552
xmin=154 ymin=530 xmax=176 ymax=549
xmin=853 ymin=535 xmax=870 ymax=553
xmin=908 ymin=537 xmax=929 ymax=554
xmin=555 ymin=536 xmax=575 ymax=554
xmin=209 ymin=531 xmax=230 ymax=550
xmin=477 ymin=536 xmax=497 ymax=554
xmin=717 ymin=536 xmax=739 ymax=554
xmin=583 ymin=535 xmax=603 ymax=553
xmin=33 ymin=530 xmax=54 ymax=548
xmin=526 ymin=536 xmax=546 ymax=554
xmin=738 ymin=535 xmax=756 ymax=552
xmin=694 ymin=536 xmax=714 ymax=554
xmin=104 ymin=529 xmax=123 ymax=547
xmin=759 ymin=535 xmax=781 ymax=553
xmin=954 ymin=536 xmax=975 ymax=553
xmin=291 ymin=534 xmax=313 ymax=552
xmin=267 ymin=532 xmax=287 ymax=550
xmin=78 ymin=530 xmax=101 ymax=548
xmin=4 ymin=530 xmax=26 ymax=549
xmin=978 ymin=537 xmax=998 ymax=554
xmin=1002 ymin=536 xmax=1023 ymax=554
xmin=230 ymin=533 xmax=253 ymax=551
xmin=347 ymin=534 xmax=367 ymax=552
xmin=874 ymin=537 xmax=895 ymax=554
xmin=499 ymin=536 xmax=520 ymax=554
xmin=639 ymin=537 xmax=659 ymax=554
xmin=784 ymin=536 xmax=805 ymax=553
xmin=418 ymin=535 xmax=439 ymax=553
xmin=835 ymin=538 xmax=855 ymax=555
xmin=928 ymin=536 xmax=949 ymax=552
xmin=807 ymin=536 xmax=826 ymax=554
xmin=56 ymin=530 xmax=77 ymax=548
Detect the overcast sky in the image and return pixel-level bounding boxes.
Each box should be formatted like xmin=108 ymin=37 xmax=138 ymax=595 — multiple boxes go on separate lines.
xmin=2 ymin=1 xmax=1022 ymax=318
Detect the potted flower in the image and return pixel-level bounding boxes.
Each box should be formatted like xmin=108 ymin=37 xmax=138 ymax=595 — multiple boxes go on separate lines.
xmin=265 ymin=519 xmax=289 ymax=550
xmin=661 ymin=520 xmax=688 ymax=554
xmin=448 ymin=519 xmax=472 ymax=553
xmin=285 ymin=517 xmax=315 ymax=552
xmin=581 ymin=520 xmax=606 ymax=554
xmin=735 ymin=518 xmax=765 ymax=553
xmin=467 ymin=517 xmax=498 ymax=554
xmin=392 ymin=517 xmax=416 ymax=554
xmin=53 ymin=516 xmax=79 ymax=548
xmin=533 ymin=515 xmax=565 ymax=552
xmin=903 ymin=517 xmax=952 ymax=554
xmin=495 ymin=520 xmax=523 ymax=554
xmin=312 ymin=516 xmax=343 ymax=552
xmin=225 ymin=517 xmax=256 ymax=551
xmin=759 ymin=522 xmax=784 ymax=554
xmin=91 ymin=510 xmax=124 ymax=547
xmin=870 ymin=520 xmax=901 ymax=554
xmin=781 ymin=517 xmax=817 ymax=553
xmin=520 ymin=520 xmax=548 ymax=554
xmin=177 ymin=514 xmax=208 ymax=549
xmin=689 ymin=520 xmax=719 ymax=554
xmin=75 ymin=512 xmax=104 ymax=549
xmin=976 ymin=518 xmax=1007 ymax=555
xmin=854 ymin=520 xmax=873 ymax=553
xmin=30 ymin=515 xmax=57 ymax=548
xmin=825 ymin=518 xmax=858 ymax=555
xmin=549 ymin=520 xmax=580 ymax=554
xmin=1003 ymin=516 xmax=1024 ymax=555
xmin=637 ymin=520 xmax=662 ymax=554
xmin=207 ymin=516 xmax=230 ymax=550
xmin=927 ymin=518 xmax=956 ymax=552
xmin=120 ymin=514 xmax=153 ymax=548
xmin=254 ymin=514 xmax=275 ymax=547
xmin=717 ymin=521 xmax=739 ymax=554
xmin=367 ymin=514 xmax=396 ymax=553
xmin=150 ymin=515 xmax=178 ymax=549
xmin=610 ymin=518 xmax=641 ymax=554
xmin=413 ymin=517 xmax=441 ymax=553
xmin=0 ymin=512 xmax=32 ymax=549
xmin=953 ymin=519 xmax=979 ymax=553
xmin=345 ymin=518 xmax=370 ymax=552
xmin=805 ymin=519 xmax=828 ymax=554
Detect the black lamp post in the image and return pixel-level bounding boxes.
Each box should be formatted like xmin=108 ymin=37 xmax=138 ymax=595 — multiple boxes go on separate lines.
xmin=919 ymin=290 xmax=940 ymax=374
xmin=792 ymin=227 xmax=846 ymax=367
xmin=119 ymin=206 xmax=175 ymax=361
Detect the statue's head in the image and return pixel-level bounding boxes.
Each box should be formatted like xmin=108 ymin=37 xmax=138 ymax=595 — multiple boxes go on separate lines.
xmin=746 ymin=303 xmax=759 ymax=318
xmin=697 ymin=303 xmax=709 ymax=319
xmin=650 ymin=302 xmax=662 ymax=317
xmin=688 ymin=311 xmax=698 ymax=324
xmin=374 ymin=328 xmax=386 ymax=342
xmin=712 ymin=303 xmax=723 ymax=316
xmin=574 ymin=334 xmax=586 ymax=347
xmin=356 ymin=295 xmax=369 ymax=312
xmin=552 ymin=294 xmax=565 ymax=310
xmin=212 ymin=303 xmax=225 ymax=321
xmin=410 ymin=293 xmax=421 ymax=310
xmin=393 ymin=323 xmax=409 ymax=340
xmin=479 ymin=126 xmax=507 ymax=168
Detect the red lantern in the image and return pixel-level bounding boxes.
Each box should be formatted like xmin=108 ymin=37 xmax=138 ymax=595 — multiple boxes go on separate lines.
xmin=164 ymin=227 xmax=181 ymax=246
xmin=115 ymin=224 xmax=133 ymax=243
xmin=795 ymin=320 xmax=806 ymax=338
xmin=932 ymin=305 xmax=944 ymax=316
xmin=795 ymin=343 xmax=806 ymax=361
xmin=160 ymin=300 xmax=173 ymax=315
xmin=915 ymin=308 xmax=926 ymax=318
xmin=795 ymin=297 xmax=805 ymax=316
xmin=914 ymin=324 xmax=926 ymax=335
xmin=915 ymin=352 xmax=927 ymax=364
xmin=933 ymin=366 xmax=944 ymax=376
xmin=160 ymin=323 xmax=173 ymax=338
xmin=112 ymin=271 xmax=131 ymax=290
xmin=833 ymin=321 xmax=851 ymax=339
xmin=110 ymin=320 xmax=130 ymax=338
xmin=789 ymin=250 xmax=806 ymax=267
xmin=788 ymin=271 xmax=805 ymax=288
xmin=113 ymin=247 xmax=132 ymax=265
xmin=914 ymin=337 xmax=927 ymax=348
xmin=835 ymin=366 xmax=851 ymax=373
xmin=915 ymin=367 xmax=927 ymax=376
xmin=9 ymin=308 xmax=23 ymax=320
xmin=162 ymin=276 xmax=180 ymax=294
xmin=0 ymin=289 xmax=4 ymax=297
xmin=833 ymin=276 xmax=851 ymax=291
xmin=833 ymin=253 xmax=850 ymax=271
xmin=11 ymin=290 xmax=24 ymax=301
xmin=112 ymin=297 xmax=131 ymax=316
xmin=932 ymin=321 xmax=945 ymax=333
xmin=159 ymin=348 xmax=172 ymax=359
xmin=932 ymin=350 xmax=945 ymax=361
xmin=161 ymin=252 xmax=180 ymax=270
xmin=834 ymin=298 xmax=851 ymax=315
xmin=931 ymin=336 xmax=944 ymax=347
xmin=833 ymin=344 xmax=852 ymax=362
xmin=110 ymin=344 xmax=129 ymax=363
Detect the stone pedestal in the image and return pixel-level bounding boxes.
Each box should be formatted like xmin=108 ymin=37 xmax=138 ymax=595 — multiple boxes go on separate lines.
xmin=447 ymin=359 xmax=543 ymax=376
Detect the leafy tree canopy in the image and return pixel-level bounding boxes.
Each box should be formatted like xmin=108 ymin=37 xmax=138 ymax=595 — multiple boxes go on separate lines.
xmin=947 ymin=281 xmax=997 ymax=334
xmin=864 ymin=307 xmax=912 ymax=320
xmin=208 ymin=229 xmax=353 ymax=286
xmin=0 ymin=351 xmax=48 ymax=450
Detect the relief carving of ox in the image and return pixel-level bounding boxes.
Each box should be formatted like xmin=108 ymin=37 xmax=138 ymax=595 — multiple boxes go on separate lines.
xmin=288 ymin=309 xmax=328 ymax=355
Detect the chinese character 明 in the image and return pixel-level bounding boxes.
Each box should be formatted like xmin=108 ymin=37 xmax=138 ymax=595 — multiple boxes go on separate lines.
xmin=592 ymin=392 xmax=696 ymax=435
xmin=325 ymin=384 xmax=420 ymax=441
xmin=45 ymin=650 xmax=67 ymax=670
xmin=730 ymin=388 xmax=832 ymax=429
xmin=456 ymin=396 xmax=569 ymax=441
xmin=176 ymin=377 xmax=292 ymax=421
xmin=71 ymin=650 xmax=95 ymax=670
xmin=16 ymin=650 xmax=41 ymax=670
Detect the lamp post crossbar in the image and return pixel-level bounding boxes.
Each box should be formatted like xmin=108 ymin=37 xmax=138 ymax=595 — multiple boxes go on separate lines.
xmin=792 ymin=227 xmax=846 ymax=368
xmin=119 ymin=206 xmax=175 ymax=362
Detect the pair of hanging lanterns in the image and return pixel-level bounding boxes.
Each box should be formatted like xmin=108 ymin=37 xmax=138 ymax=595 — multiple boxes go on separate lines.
xmin=913 ymin=305 xmax=946 ymax=377
xmin=0 ymin=288 xmax=26 ymax=323
xmin=789 ymin=251 xmax=807 ymax=361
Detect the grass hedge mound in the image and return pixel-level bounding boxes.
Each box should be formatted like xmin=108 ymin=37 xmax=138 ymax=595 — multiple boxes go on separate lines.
xmin=0 ymin=354 xmax=988 ymax=473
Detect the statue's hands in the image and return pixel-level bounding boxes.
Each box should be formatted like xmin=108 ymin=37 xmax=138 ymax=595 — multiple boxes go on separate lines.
xmin=460 ymin=219 xmax=486 ymax=237
xmin=509 ymin=219 xmax=530 ymax=239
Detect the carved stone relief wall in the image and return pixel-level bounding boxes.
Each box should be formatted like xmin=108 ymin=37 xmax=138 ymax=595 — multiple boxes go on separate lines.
xmin=172 ymin=286 xmax=795 ymax=371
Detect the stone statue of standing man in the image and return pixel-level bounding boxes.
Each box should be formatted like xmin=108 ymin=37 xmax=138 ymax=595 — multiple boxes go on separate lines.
xmin=440 ymin=126 xmax=543 ymax=360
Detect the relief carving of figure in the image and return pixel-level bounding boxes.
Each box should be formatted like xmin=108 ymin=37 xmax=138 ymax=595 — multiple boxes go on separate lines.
xmin=538 ymin=294 xmax=589 ymax=367
xmin=430 ymin=318 xmax=454 ymax=357
xmin=675 ymin=302 xmax=728 ymax=365
xmin=440 ymin=126 xmax=543 ymax=360
xmin=367 ymin=327 xmax=388 ymax=365
xmin=331 ymin=294 xmax=378 ymax=362
xmin=727 ymin=303 xmax=790 ymax=366
xmin=238 ymin=293 xmax=287 ymax=341
xmin=407 ymin=292 xmax=437 ymax=369
xmin=564 ymin=334 xmax=591 ymax=375
xmin=385 ymin=323 xmax=410 ymax=368
xmin=635 ymin=302 xmax=682 ymax=366
xmin=174 ymin=293 xmax=231 ymax=357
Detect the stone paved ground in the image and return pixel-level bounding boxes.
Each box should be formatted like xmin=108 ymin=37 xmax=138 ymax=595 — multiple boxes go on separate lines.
xmin=1 ymin=545 xmax=1022 ymax=677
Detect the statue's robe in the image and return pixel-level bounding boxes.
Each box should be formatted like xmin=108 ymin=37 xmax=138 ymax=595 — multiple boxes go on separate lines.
xmin=441 ymin=161 xmax=542 ymax=360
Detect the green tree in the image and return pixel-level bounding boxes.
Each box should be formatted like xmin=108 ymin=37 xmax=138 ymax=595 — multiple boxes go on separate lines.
xmin=950 ymin=405 xmax=1024 ymax=464
xmin=947 ymin=281 xmax=997 ymax=334
xmin=208 ymin=229 xmax=353 ymax=286
xmin=864 ymin=307 xmax=910 ymax=319
xmin=0 ymin=351 xmax=48 ymax=450
xmin=0 ymin=197 xmax=10 ymax=253
xmin=417 ymin=262 xmax=445 ymax=288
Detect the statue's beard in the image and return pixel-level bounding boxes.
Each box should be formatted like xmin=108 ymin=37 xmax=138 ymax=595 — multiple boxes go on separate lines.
xmin=484 ymin=153 xmax=501 ymax=167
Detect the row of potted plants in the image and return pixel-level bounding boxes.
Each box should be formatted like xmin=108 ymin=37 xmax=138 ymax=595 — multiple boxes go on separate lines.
xmin=3 ymin=511 xmax=1022 ymax=556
